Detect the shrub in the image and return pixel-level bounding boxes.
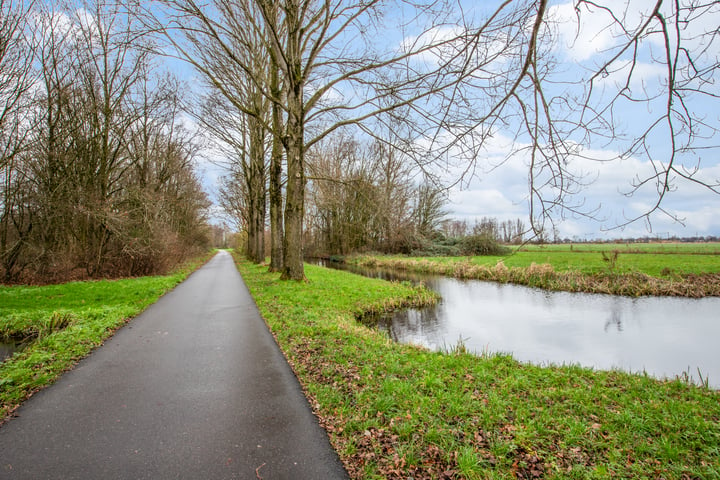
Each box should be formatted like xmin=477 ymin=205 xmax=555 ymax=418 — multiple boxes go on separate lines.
xmin=458 ymin=234 xmax=511 ymax=256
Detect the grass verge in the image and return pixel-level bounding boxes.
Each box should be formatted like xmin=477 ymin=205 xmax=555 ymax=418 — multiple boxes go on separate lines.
xmin=235 ymin=256 xmax=720 ymax=479
xmin=0 ymin=251 xmax=215 ymax=423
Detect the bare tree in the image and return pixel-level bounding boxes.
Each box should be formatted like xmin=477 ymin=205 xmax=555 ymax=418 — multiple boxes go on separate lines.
xmin=32 ymin=0 xmax=154 ymax=275
xmin=306 ymin=133 xmax=425 ymax=255
xmin=266 ymin=4 xmax=284 ymax=272
xmin=0 ymin=0 xmax=35 ymax=172
xmin=122 ymin=73 xmax=211 ymax=275
xmin=0 ymin=0 xmax=37 ymax=280
xmin=152 ymin=0 xmax=509 ymax=279
xmin=438 ymin=0 xmax=720 ymax=233
xmin=573 ymin=0 xmax=720 ymax=228
xmin=157 ymin=0 xmax=720 ymax=280
xmin=160 ymin=0 xmax=279 ymax=266
xmin=369 ymin=136 xmax=417 ymax=252
xmin=5 ymin=0 xmax=211 ymax=281
xmin=414 ymin=182 xmax=448 ymax=239
xmin=306 ymin=135 xmax=375 ymax=254
xmin=217 ymin=170 xmax=248 ymax=234
xmin=198 ymin=87 xmax=268 ymax=264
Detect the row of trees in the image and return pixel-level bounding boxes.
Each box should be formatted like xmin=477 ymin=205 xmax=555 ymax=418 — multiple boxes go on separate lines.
xmin=153 ymin=0 xmax=719 ymax=279
xmin=440 ymin=218 xmax=528 ymax=245
xmin=0 ymin=0 xmax=210 ymax=283
xmin=304 ymin=134 xmax=447 ymax=255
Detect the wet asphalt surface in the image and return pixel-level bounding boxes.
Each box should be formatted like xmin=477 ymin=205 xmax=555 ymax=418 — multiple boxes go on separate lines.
xmin=0 ymin=251 xmax=349 ymax=479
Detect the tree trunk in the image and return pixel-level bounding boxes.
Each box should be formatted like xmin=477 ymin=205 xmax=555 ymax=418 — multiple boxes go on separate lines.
xmin=246 ymin=207 xmax=257 ymax=261
xmin=253 ymin=120 xmax=266 ymax=263
xmin=281 ymin=84 xmax=305 ymax=280
xmin=279 ymin=4 xmax=305 ymax=281
xmin=268 ymin=56 xmax=283 ymax=272
xmin=246 ymin=116 xmax=266 ymax=263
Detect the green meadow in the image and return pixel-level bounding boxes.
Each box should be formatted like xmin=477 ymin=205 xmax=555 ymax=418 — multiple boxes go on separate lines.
xmin=506 ymin=242 xmax=720 ymax=276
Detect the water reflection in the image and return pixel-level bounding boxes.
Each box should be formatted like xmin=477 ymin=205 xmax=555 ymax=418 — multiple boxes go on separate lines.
xmin=604 ymin=303 xmax=623 ymax=333
xmin=0 ymin=342 xmax=18 ymax=363
xmin=314 ymin=259 xmax=720 ymax=388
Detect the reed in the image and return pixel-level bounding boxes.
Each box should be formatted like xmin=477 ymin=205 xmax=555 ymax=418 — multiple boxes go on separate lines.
xmin=351 ymin=255 xmax=720 ymax=297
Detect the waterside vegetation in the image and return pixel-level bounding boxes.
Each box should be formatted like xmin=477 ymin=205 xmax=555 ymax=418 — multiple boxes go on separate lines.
xmin=235 ymin=256 xmax=720 ymax=479
xmin=347 ymin=243 xmax=720 ymax=297
xmin=0 ymin=252 xmax=214 ymax=423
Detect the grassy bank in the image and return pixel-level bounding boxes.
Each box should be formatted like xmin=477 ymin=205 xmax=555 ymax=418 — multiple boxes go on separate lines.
xmin=0 ymin=251 xmax=215 ymax=423
xmin=518 ymin=242 xmax=720 ymax=256
xmin=235 ymin=257 xmax=720 ymax=479
xmin=348 ymin=244 xmax=720 ymax=297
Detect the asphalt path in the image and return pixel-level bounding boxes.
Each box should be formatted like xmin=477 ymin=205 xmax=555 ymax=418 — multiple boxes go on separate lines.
xmin=0 ymin=251 xmax=349 ymax=479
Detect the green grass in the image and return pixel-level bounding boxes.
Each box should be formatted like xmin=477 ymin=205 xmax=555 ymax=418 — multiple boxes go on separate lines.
xmin=348 ymin=242 xmax=720 ymax=297
xmin=515 ymin=242 xmax=720 ymax=277
xmin=519 ymin=242 xmax=720 ymax=255
xmin=235 ymin=256 xmax=720 ymax=479
xmin=387 ymin=242 xmax=720 ymax=276
xmin=487 ymin=250 xmax=719 ymax=276
xmin=0 ymin=252 xmax=214 ymax=421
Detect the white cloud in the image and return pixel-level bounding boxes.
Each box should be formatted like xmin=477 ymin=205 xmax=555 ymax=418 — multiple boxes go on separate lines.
xmin=399 ymin=25 xmax=465 ymax=61
xmin=443 ymin=135 xmax=720 ymax=238
xmin=549 ymin=0 xmax=720 ymax=71
xmin=396 ymin=20 xmax=519 ymax=76
xmin=548 ymin=0 xmax=667 ymax=63
xmin=591 ymin=60 xmax=667 ymax=93
xmin=548 ymin=1 xmax=617 ymax=62
xmin=448 ymin=188 xmax=526 ymax=220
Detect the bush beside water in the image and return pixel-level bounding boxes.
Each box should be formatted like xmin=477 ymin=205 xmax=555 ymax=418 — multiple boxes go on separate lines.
xmin=411 ymin=234 xmax=510 ymax=257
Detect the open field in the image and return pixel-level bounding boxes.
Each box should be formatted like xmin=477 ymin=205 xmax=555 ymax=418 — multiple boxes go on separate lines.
xmin=235 ymin=256 xmax=720 ymax=479
xmin=519 ymin=242 xmax=720 ymax=254
xmin=0 ymin=252 xmax=214 ymax=423
xmin=412 ymin=242 xmax=720 ymax=276
xmin=513 ymin=242 xmax=720 ymax=276
xmin=348 ymin=243 xmax=720 ymax=297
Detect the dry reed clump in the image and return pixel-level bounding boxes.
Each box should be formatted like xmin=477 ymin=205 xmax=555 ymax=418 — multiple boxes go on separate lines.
xmin=361 ymin=256 xmax=379 ymax=268
xmin=493 ymin=261 xmax=510 ymax=282
xmin=681 ymin=273 xmax=720 ymax=297
xmin=525 ymin=262 xmax=555 ymax=278
xmin=452 ymin=260 xmax=475 ymax=278
xmin=503 ymin=262 xmax=555 ymax=288
xmin=555 ymin=271 xmax=719 ymax=297
xmin=418 ymin=259 xmax=437 ymax=274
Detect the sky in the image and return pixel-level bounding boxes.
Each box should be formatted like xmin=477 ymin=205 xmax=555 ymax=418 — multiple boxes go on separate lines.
xmin=445 ymin=135 xmax=720 ymax=240
xmin=185 ymin=0 xmax=720 ymax=240
xmin=440 ymin=0 xmax=720 ymax=240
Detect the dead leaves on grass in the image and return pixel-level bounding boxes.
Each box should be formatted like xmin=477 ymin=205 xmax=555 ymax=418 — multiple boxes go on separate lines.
xmin=282 ymin=336 xmax=555 ymax=479
xmin=352 ymin=426 xmax=460 ymax=479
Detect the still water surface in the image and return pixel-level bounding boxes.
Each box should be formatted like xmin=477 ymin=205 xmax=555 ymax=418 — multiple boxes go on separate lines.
xmin=0 ymin=342 xmax=18 ymax=363
xmin=318 ymin=261 xmax=720 ymax=388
